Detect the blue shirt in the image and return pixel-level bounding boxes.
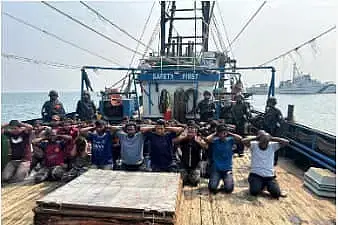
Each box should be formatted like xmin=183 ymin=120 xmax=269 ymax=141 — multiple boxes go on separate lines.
xmin=88 ymin=131 xmax=113 ymax=166
xmin=145 ymin=132 xmax=177 ymax=170
xmin=210 ymin=136 xmax=234 ymax=171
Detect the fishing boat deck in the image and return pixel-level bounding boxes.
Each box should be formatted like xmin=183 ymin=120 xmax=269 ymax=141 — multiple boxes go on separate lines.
xmin=2 ymin=155 xmax=336 ymax=225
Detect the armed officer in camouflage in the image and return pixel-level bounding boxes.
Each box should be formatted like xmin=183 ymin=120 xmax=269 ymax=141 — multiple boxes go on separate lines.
xmin=263 ymin=97 xmax=284 ymax=165
xmin=76 ymin=91 xmax=97 ymax=121
xmin=197 ymin=91 xmax=216 ymax=122
xmin=231 ymin=95 xmax=251 ymax=156
xmin=41 ymin=90 xmax=66 ymax=122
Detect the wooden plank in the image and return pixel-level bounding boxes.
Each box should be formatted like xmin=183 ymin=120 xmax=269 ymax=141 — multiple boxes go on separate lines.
xmin=199 ymin=179 xmax=213 ymax=225
xmin=2 ymin=182 xmax=61 ymax=225
xmin=280 ymin=170 xmax=336 ymax=224
xmin=210 ymin=193 xmax=223 ymax=225
xmin=38 ymin=170 xmax=181 ymax=215
xmin=189 ymin=185 xmax=201 ymax=225
xmin=2 ymin=156 xmax=336 ymax=225
xmin=175 ymin=185 xmax=190 ymax=225
xmin=35 ymin=170 xmax=182 ymax=225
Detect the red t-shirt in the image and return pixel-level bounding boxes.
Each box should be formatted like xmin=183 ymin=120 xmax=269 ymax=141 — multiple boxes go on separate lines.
xmin=41 ymin=141 xmax=65 ymax=167
xmin=57 ymin=126 xmax=79 ymax=156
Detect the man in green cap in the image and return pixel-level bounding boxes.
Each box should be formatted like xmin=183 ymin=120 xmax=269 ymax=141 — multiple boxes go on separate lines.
xmin=41 ymin=90 xmax=66 ymax=122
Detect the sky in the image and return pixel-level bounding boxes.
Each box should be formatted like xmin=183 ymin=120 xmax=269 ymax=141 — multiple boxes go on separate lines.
xmin=1 ymin=0 xmax=336 ymax=93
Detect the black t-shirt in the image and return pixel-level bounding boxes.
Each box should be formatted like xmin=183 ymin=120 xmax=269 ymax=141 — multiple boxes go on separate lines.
xmin=179 ymin=138 xmax=202 ymax=169
xmin=5 ymin=130 xmax=32 ymax=161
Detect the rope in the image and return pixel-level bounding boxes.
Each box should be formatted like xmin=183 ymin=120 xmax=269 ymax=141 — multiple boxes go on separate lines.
xmin=210 ymin=23 xmax=221 ymax=52
xmin=41 ymin=1 xmax=143 ymax=56
xmin=120 ymin=2 xmax=155 ymax=91
xmin=215 ymin=0 xmax=234 ymax=57
xmin=123 ymin=2 xmax=156 ymax=80
xmin=258 ymin=25 xmax=336 ymax=66
xmin=2 ymin=53 xmax=81 ymax=70
xmin=79 ymin=1 xmax=152 ymax=51
xmin=2 ymin=12 xmax=121 ymax=66
xmin=211 ymin=16 xmax=227 ymax=53
xmin=229 ymin=1 xmax=267 ymax=48
xmin=143 ymin=18 xmax=160 ymax=58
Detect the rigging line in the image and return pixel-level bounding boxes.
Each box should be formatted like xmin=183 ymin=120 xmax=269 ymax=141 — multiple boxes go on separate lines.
xmin=120 ymin=1 xmax=156 ymax=91
xmin=211 ymin=16 xmax=227 ymax=52
xmin=210 ymin=26 xmax=221 ymax=52
xmin=143 ymin=19 xmax=160 ymax=57
xmin=2 ymin=53 xmax=81 ymax=69
xmin=79 ymin=1 xmax=152 ymax=51
xmin=111 ymin=73 xmax=129 ymax=88
xmin=127 ymin=1 xmax=155 ymax=69
xmin=143 ymin=2 xmax=171 ymax=58
xmin=41 ymin=1 xmax=143 ymax=56
xmin=258 ymin=25 xmax=336 ymax=66
xmin=215 ymin=0 xmax=234 ymax=57
xmin=3 ymin=12 xmax=122 ymax=66
xmin=229 ymin=1 xmax=266 ymax=48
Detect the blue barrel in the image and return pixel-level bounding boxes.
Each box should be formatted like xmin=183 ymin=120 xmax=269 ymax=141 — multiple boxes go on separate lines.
xmin=122 ymin=99 xmax=135 ymax=118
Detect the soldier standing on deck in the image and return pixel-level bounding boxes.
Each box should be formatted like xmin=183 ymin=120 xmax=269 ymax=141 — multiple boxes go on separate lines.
xmin=76 ymin=91 xmax=97 ymax=121
xmin=231 ymin=95 xmax=251 ymax=157
xmin=263 ymin=97 xmax=284 ymax=165
xmin=197 ymin=91 xmax=216 ymax=122
xmin=41 ymin=90 xmax=66 ymax=122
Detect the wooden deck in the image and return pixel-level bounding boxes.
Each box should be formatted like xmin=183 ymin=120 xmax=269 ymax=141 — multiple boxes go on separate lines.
xmin=2 ymin=155 xmax=336 ymax=225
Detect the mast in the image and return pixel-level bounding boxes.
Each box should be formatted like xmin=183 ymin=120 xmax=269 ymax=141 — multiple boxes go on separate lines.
xmin=292 ymin=63 xmax=296 ymax=82
xmin=160 ymin=1 xmax=166 ymax=56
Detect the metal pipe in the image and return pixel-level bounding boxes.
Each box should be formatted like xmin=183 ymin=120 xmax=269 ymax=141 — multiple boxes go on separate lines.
xmin=80 ymin=69 xmax=84 ymax=101
xmin=160 ymin=1 xmax=166 ymax=56
xmin=287 ymin=104 xmax=294 ymax=121
xmin=172 ymin=17 xmax=204 ymax=20
xmin=172 ymin=8 xmax=202 ymax=11
xmin=132 ymin=71 xmax=141 ymax=119
xmin=171 ymin=40 xmax=176 ymax=56
xmin=289 ymin=139 xmax=336 ymax=167
xmin=82 ymin=65 xmax=277 ymax=72
xmin=179 ymin=36 xmax=183 ymax=56
xmin=271 ymin=69 xmax=275 ymax=96
xmin=288 ymin=145 xmax=335 ymax=173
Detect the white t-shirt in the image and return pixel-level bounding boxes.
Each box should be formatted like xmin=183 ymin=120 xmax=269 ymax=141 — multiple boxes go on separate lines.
xmin=250 ymin=141 xmax=280 ymax=177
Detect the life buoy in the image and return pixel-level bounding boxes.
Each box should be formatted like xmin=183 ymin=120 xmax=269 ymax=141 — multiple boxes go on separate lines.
xmin=110 ymin=96 xmax=121 ymax=106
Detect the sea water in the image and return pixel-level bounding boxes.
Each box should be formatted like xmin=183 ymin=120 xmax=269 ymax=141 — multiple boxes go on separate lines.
xmin=1 ymin=92 xmax=336 ymax=135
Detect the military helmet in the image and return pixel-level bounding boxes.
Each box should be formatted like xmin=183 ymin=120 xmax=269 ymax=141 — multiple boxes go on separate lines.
xmin=267 ymin=97 xmax=277 ymax=106
xmin=49 ymin=90 xmax=59 ymax=97
xmin=203 ymin=90 xmax=211 ymax=96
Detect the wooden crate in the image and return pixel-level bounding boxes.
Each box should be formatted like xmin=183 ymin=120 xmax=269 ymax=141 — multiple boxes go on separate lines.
xmin=33 ymin=170 xmax=182 ymax=225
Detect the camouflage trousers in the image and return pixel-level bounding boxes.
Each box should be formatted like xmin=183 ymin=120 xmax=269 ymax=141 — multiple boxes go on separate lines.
xmin=181 ymin=167 xmax=201 ymax=186
xmin=34 ymin=165 xmax=66 ymax=184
